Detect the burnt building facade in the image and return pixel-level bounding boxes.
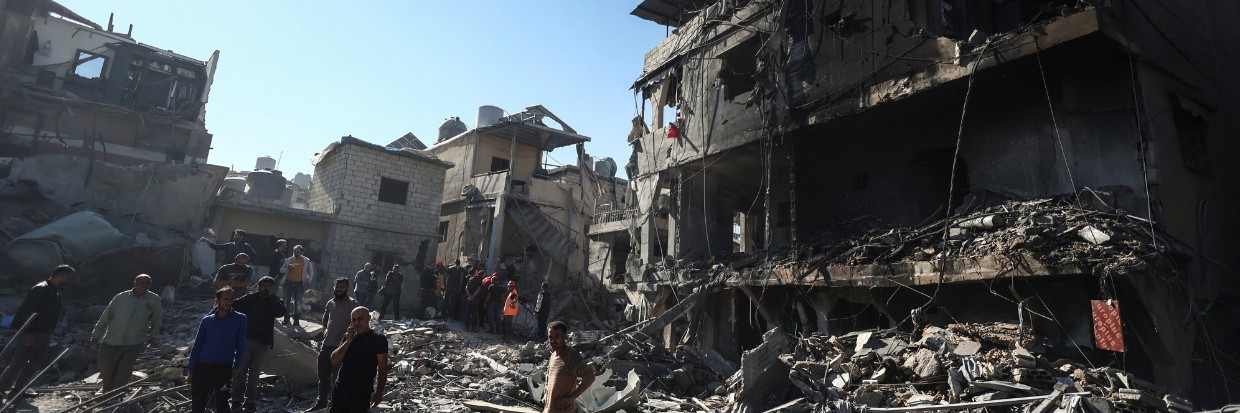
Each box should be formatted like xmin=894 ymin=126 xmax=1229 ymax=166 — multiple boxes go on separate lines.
xmin=623 ymin=0 xmax=1240 ymax=406
xmin=0 ymin=0 xmax=217 ymax=166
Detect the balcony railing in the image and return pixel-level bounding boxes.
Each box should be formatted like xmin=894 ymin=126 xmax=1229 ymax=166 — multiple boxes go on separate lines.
xmin=593 ymin=208 xmax=639 ymax=225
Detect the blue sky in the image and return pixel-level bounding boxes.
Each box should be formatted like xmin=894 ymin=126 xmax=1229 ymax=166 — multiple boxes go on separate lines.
xmin=60 ymin=1 xmax=668 ymax=178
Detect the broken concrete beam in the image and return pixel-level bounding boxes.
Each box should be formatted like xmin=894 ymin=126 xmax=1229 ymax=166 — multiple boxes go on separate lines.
xmin=262 ymin=323 xmax=321 ymax=385
xmin=734 ymin=328 xmax=792 ymax=409
xmin=606 ymin=284 xmax=713 ymax=359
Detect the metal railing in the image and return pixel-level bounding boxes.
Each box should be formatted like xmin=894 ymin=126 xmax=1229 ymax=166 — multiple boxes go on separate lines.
xmin=592 ymin=208 xmax=639 ymax=225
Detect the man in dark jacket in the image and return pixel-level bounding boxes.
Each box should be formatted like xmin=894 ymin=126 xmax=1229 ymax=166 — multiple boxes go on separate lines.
xmin=440 ymin=260 xmax=465 ymax=320
xmin=418 ymin=265 xmax=438 ymax=319
xmin=377 ymin=265 xmax=403 ymax=320
xmin=463 ymin=269 xmax=485 ymax=331
xmin=484 ymin=273 xmax=507 ymax=334
xmin=200 ymin=229 xmax=257 ymax=267
xmin=0 ymin=265 xmax=72 ymax=401
xmin=534 ymin=282 xmax=551 ymax=340
xmin=230 ymin=277 xmax=286 ymax=412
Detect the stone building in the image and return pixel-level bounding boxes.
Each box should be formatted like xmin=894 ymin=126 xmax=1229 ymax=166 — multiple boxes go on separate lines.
xmin=307 ymin=136 xmax=451 ymax=295
xmin=208 ymin=136 xmax=451 ymax=311
xmin=621 ymin=0 xmax=1240 ymax=407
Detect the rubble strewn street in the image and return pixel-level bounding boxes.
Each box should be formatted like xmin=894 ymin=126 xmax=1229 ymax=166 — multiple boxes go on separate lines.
xmin=3 ymin=0 xmax=1240 ymax=411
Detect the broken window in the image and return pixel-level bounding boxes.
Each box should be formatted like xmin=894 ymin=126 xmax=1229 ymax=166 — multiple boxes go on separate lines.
xmin=378 ymin=177 xmax=410 ymax=205
xmin=1172 ymin=96 xmax=1210 ymax=176
xmin=719 ymin=36 xmax=760 ymax=101
xmin=490 ymin=157 xmax=510 ymax=173
xmin=71 ymin=50 xmax=107 ymax=79
xmin=438 ymin=221 xmax=450 ymax=243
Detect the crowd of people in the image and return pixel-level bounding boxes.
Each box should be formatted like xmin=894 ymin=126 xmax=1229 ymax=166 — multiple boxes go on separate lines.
xmin=0 ymin=228 xmax=591 ymax=413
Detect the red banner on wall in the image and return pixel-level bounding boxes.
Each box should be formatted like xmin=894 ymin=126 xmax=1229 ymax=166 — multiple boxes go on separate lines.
xmin=1091 ymin=300 xmax=1125 ymax=352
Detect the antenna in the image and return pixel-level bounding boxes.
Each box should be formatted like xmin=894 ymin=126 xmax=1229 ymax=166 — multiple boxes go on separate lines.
xmin=276 ymin=151 xmax=283 ymax=170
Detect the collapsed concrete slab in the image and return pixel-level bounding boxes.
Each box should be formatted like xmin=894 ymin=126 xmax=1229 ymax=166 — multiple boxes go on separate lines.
xmin=264 ymin=322 xmax=323 ymax=385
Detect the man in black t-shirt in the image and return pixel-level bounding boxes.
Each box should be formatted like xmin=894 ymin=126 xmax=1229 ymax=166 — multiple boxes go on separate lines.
xmin=214 ymin=253 xmax=253 ymax=290
xmin=330 ymin=307 xmax=389 ymax=412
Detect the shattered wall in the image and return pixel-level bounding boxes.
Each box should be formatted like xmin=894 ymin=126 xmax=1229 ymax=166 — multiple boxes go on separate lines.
xmin=5 ymin=154 xmax=227 ymax=230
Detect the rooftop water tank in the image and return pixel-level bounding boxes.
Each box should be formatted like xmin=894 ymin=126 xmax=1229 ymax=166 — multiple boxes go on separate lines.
xmin=292 ymin=172 xmax=312 ymax=189
xmin=245 ymin=169 xmax=285 ymax=200
xmin=255 ymin=156 xmax=277 ymax=170
xmin=594 ymin=157 xmax=618 ymax=178
xmin=439 ymin=117 xmax=467 ymax=141
xmin=476 ymin=105 xmax=503 ymax=128
xmin=222 ymin=177 xmax=247 ymax=193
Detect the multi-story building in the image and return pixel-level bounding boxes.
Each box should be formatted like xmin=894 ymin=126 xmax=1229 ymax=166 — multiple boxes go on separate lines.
xmin=623 ymin=0 xmax=1240 ymax=405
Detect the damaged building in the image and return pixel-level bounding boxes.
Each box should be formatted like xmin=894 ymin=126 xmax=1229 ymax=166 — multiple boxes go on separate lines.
xmin=206 ymin=135 xmax=452 ymax=307
xmin=0 ymin=0 xmax=227 ymax=286
xmin=427 ymin=105 xmax=601 ymax=302
xmin=621 ymin=0 xmax=1240 ymax=408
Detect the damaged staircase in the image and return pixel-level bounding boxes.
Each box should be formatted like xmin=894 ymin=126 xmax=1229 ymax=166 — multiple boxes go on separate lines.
xmin=505 ymin=197 xmax=575 ymax=265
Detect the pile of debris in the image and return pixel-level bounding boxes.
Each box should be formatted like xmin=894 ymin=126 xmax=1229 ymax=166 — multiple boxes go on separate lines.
xmin=598 ymin=322 xmax=1193 ymax=413
xmin=804 ymin=194 xmax=1185 ymax=271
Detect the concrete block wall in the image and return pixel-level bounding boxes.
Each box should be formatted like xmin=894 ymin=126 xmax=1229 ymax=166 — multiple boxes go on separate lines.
xmin=309 ymin=144 xmax=447 ymax=237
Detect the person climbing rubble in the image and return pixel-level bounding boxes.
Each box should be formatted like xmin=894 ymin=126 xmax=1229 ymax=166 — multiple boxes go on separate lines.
xmin=90 ymin=274 xmax=162 ymax=393
xmin=377 ymin=265 xmax=403 ymax=320
xmin=214 ymin=253 xmax=253 ymax=291
xmin=186 ymin=288 xmax=246 ymax=413
xmin=0 ymin=265 xmax=72 ymax=403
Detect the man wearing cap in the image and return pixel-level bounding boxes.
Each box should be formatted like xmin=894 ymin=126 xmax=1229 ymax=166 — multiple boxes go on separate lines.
xmin=484 ymin=273 xmax=507 ymax=334
xmin=91 ymin=274 xmax=162 ymax=392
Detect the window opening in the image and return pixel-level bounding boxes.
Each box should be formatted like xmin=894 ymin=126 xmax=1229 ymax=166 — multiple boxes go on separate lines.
xmin=378 ymin=177 xmax=410 ymax=205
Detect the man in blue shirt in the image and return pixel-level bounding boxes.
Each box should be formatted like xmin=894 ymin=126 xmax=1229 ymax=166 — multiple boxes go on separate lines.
xmin=187 ymin=288 xmax=247 ymax=413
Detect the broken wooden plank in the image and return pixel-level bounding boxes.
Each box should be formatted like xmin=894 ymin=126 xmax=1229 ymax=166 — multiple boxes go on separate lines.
xmin=461 ymin=399 xmax=541 ymax=413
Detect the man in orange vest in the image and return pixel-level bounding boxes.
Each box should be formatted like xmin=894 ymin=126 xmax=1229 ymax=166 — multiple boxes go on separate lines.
xmin=502 ymin=281 xmax=519 ymax=340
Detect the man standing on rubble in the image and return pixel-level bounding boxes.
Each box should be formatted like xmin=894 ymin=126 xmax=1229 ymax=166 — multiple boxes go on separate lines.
xmin=269 ymin=239 xmax=287 ymax=284
xmin=200 ymin=229 xmax=257 ymax=267
xmin=464 ymin=268 xmax=485 ymax=331
xmin=281 ymin=245 xmax=314 ymax=325
xmin=543 ymin=321 xmax=594 ymax=413
xmin=534 ymin=282 xmax=550 ymax=340
xmin=441 ymin=260 xmax=465 ymax=320
xmin=377 ymin=265 xmax=403 ymax=320
xmin=502 ymin=280 xmax=519 ymax=340
xmin=90 ymin=274 xmax=162 ymax=393
xmin=230 ymin=276 xmax=286 ymax=412
xmin=485 ymin=273 xmax=508 ymax=334
xmin=187 ymin=288 xmax=247 ymax=413
xmin=308 ymin=278 xmax=359 ymax=412
xmin=330 ymin=307 xmax=388 ymax=412
xmin=419 ymin=264 xmax=439 ymax=319
xmin=215 ymin=253 xmax=254 ymax=291
xmin=0 ymin=265 xmax=72 ymax=402
xmin=353 ymin=263 xmax=374 ymax=307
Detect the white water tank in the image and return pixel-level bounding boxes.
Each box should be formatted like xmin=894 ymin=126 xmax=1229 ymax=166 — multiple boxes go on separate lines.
xmin=476 ymin=105 xmax=503 ymax=128
xmin=255 ymin=156 xmax=277 ymax=170
xmin=439 ymin=117 xmax=467 ymax=141
xmin=292 ymin=172 xmax=312 ymax=189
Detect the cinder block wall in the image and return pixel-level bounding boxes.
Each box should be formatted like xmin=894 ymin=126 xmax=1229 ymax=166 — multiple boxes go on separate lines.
xmin=307 ymin=142 xmax=449 ymax=300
